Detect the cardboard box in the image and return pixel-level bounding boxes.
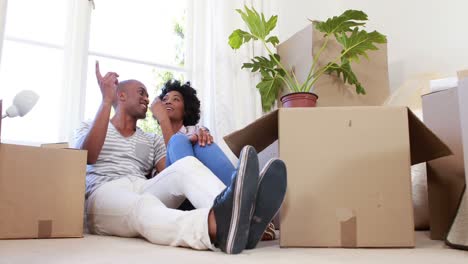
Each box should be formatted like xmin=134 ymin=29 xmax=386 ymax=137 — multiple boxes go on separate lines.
xmin=276 ymin=24 xmax=390 ymax=107
xmin=421 ymin=71 xmax=468 ymax=240
xmin=0 ymin=100 xmax=87 ymax=239
xmin=224 ymin=107 xmax=450 ymax=247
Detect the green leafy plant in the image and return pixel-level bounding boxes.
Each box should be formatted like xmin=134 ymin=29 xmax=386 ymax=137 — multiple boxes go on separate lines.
xmin=229 ymin=6 xmax=387 ymax=111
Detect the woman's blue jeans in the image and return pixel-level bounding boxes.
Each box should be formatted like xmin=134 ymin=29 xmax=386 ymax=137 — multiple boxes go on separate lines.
xmin=165 ymin=134 xmax=235 ymax=186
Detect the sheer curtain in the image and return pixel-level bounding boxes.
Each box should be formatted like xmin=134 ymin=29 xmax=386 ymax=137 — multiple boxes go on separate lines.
xmin=186 ymin=0 xmax=276 ymax=145
xmin=61 ymin=0 xmax=93 ymax=142
xmin=0 ymin=0 xmax=7 ymax=66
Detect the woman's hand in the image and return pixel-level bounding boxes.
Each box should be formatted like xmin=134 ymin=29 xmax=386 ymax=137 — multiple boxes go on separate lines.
xmin=150 ymin=96 xmax=169 ymax=122
xmin=188 ymin=134 xmax=198 ymax=144
xmin=195 ymin=127 xmax=213 ymax=147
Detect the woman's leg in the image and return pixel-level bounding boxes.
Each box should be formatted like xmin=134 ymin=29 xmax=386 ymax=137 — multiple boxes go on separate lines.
xmin=194 ymin=142 xmax=235 ymax=186
xmin=165 ymin=134 xmax=195 ymax=167
xmin=166 ymin=134 xmax=235 ymax=185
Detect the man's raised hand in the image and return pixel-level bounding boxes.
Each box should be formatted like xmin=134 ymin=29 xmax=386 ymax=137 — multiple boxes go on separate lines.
xmin=96 ymin=61 xmax=119 ymax=105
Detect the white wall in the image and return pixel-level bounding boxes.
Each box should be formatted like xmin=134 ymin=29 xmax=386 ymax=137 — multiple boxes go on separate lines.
xmin=271 ymin=0 xmax=468 ymax=93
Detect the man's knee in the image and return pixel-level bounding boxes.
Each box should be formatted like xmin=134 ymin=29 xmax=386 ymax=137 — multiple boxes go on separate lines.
xmin=175 ymin=156 xmax=201 ymax=167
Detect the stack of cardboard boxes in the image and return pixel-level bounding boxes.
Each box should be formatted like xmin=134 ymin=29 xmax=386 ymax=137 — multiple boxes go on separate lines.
xmin=224 ymin=25 xmax=455 ymax=248
xmin=0 ymin=100 xmax=87 ymax=239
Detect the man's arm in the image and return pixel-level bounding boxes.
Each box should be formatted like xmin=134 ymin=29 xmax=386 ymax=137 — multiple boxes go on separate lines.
xmin=154 ymin=157 xmax=166 ymax=174
xmin=150 ymin=134 xmax=167 ymax=178
xmin=75 ymin=61 xmax=119 ymax=164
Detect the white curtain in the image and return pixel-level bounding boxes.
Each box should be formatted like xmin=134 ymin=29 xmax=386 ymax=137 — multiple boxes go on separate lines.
xmin=186 ymin=0 xmax=276 ymax=143
xmin=0 ymin=0 xmax=7 ymax=67
xmin=61 ymin=0 xmax=93 ymax=142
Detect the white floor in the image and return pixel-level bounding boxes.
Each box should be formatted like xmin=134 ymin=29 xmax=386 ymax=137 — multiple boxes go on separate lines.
xmin=1 ymin=232 xmax=467 ymax=264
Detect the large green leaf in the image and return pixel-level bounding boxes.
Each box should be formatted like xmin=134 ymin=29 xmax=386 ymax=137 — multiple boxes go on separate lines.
xmin=235 ymin=6 xmax=278 ymax=40
xmin=266 ymin=36 xmax=279 ymax=46
xmin=242 ymin=54 xmax=282 ymax=74
xmin=325 ymin=59 xmax=366 ymax=94
xmin=240 ymin=54 xmax=284 ymax=111
xmin=228 ymin=29 xmax=255 ymax=49
xmin=257 ymin=73 xmax=283 ymax=112
xmin=337 ymin=29 xmax=387 ymax=62
xmin=315 ymin=10 xmax=367 ymax=35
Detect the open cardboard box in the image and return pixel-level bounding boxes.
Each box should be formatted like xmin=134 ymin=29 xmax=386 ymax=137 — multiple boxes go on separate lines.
xmin=224 ymin=106 xmax=451 ymax=248
xmin=0 ymin=100 xmax=87 ymax=239
xmin=421 ymin=70 xmax=468 ymax=240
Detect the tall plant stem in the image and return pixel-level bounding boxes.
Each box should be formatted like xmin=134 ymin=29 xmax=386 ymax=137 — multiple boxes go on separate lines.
xmin=302 ymin=35 xmax=330 ymax=92
xmin=262 ymin=41 xmax=299 ymax=92
xmin=306 ymin=33 xmax=368 ymax=91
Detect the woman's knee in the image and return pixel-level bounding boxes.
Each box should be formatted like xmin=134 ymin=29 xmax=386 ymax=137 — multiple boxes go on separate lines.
xmin=168 ymin=134 xmax=191 ymax=146
xmin=193 ymin=141 xmax=219 ymax=152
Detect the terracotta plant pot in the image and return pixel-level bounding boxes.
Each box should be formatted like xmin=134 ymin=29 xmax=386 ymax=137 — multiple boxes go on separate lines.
xmin=280 ymin=92 xmax=319 ymax=108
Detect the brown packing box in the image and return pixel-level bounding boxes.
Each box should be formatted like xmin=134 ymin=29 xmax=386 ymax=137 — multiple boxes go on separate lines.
xmin=276 ymin=24 xmax=390 ymax=107
xmin=0 ymin=100 xmax=87 ymax=239
xmin=224 ymin=107 xmax=451 ymax=247
xmin=258 ymin=23 xmax=391 ymax=229
xmin=421 ymin=70 xmax=468 ymax=240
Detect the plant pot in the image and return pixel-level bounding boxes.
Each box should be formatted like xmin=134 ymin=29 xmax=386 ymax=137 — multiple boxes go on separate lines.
xmin=280 ymin=92 xmax=319 ymax=108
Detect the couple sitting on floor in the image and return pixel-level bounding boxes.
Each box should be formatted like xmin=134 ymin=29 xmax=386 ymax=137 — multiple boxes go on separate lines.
xmin=74 ymin=62 xmax=287 ymax=254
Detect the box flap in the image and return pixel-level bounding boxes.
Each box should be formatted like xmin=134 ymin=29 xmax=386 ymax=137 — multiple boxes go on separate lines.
xmin=223 ymin=110 xmax=278 ymax=157
xmin=41 ymin=142 xmax=69 ymax=149
xmin=408 ymin=108 xmax=452 ymax=164
xmin=224 ymin=106 xmax=452 ymax=163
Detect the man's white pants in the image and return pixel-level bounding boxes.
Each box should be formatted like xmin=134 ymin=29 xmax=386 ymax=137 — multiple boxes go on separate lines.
xmin=86 ymin=156 xmax=227 ymax=250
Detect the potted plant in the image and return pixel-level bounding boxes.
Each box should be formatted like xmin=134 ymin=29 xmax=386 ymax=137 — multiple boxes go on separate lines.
xmin=228 ymin=6 xmax=387 ymax=111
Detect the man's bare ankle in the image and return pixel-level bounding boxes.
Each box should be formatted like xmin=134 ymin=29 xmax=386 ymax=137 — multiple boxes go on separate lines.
xmin=208 ymin=209 xmax=217 ymax=242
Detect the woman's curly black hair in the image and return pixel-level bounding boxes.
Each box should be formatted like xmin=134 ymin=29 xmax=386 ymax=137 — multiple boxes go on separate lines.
xmin=158 ymin=80 xmax=200 ymax=126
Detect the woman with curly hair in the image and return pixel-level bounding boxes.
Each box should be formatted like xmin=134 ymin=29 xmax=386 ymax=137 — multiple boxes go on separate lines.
xmin=154 ymin=80 xmax=235 ymax=186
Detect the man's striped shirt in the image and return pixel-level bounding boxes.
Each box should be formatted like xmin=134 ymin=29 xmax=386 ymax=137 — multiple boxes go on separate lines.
xmin=75 ymin=121 xmax=166 ymax=198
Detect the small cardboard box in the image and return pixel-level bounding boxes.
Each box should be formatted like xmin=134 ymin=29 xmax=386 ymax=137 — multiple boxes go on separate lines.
xmin=0 ymin=100 xmax=87 ymax=239
xmin=421 ymin=71 xmax=468 ymax=240
xmin=224 ymin=107 xmax=450 ymax=247
xmin=276 ymin=24 xmax=390 ymax=107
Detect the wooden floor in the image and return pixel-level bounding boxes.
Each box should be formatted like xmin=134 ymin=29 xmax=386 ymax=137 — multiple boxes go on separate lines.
xmin=1 ymin=232 xmax=467 ymax=264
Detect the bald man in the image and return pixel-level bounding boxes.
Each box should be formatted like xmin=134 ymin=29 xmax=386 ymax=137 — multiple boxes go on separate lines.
xmin=74 ymin=62 xmax=287 ymax=254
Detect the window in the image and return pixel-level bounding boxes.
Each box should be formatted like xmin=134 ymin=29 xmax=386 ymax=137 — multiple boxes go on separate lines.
xmin=0 ymin=0 xmax=189 ymax=144
xmin=0 ymin=0 xmax=69 ymax=144
xmin=85 ymin=0 xmax=188 ymax=134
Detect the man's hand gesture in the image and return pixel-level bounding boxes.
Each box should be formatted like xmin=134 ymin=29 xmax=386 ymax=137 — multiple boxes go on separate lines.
xmin=95 ymin=61 xmax=119 ymax=105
